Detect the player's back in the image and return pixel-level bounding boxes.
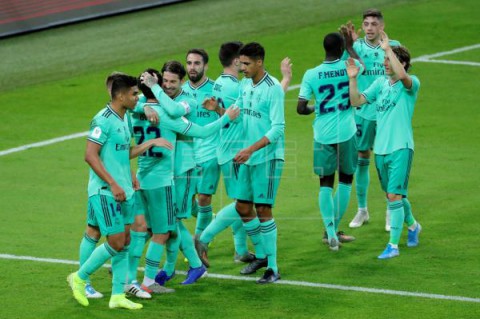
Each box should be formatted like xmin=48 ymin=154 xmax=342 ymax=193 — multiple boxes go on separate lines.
xmin=301 ymin=60 xmax=357 ymax=144
xmin=212 ymin=73 xmax=244 ymax=165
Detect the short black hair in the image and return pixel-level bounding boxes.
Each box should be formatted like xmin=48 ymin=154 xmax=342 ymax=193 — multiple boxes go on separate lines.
xmin=239 ymin=42 xmax=265 ymax=61
xmin=105 ymin=71 xmax=126 ymax=89
xmin=392 ymin=46 xmax=412 ymax=72
xmin=363 ymin=8 xmax=383 ymax=22
xmin=161 ymin=61 xmax=186 ymax=80
xmin=186 ymin=48 xmax=209 ymax=64
xmin=219 ymin=41 xmax=243 ymax=67
xmin=137 ymin=68 xmax=162 ymax=100
xmin=111 ymin=74 xmax=138 ymax=99
xmin=323 ymin=32 xmax=344 ymax=57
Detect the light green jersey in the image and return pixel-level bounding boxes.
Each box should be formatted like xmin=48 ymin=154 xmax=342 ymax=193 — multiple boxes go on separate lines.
xmin=131 ymin=102 xmax=233 ymax=189
xmin=299 ymin=59 xmax=362 ymax=144
xmin=212 ymin=73 xmax=244 ymax=165
xmin=362 ymin=75 xmax=420 ymax=155
xmin=235 ymin=72 xmax=285 ymax=165
xmin=173 ymin=90 xmax=197 ymax=176
xmin=182 ymin=78 xmax=218 ymax=164
xmin=87 ymin=104 xmax=133 ymax=199
xmin=343 ymin=38 xmax=401 ymax=120
xmin=133 ymin=84 xmax=190 ymax=117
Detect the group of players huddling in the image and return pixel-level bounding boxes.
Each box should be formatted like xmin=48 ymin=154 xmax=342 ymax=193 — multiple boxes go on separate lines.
xmin=67 ymin=8 xmax=422 ymax=310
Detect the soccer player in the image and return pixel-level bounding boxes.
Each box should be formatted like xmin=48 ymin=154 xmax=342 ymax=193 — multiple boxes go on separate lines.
xmin=347 ymin=31 xmax=422 ymax=259
xmin=67 ymin=74 xmax=172 ymax=309
xmin=343 ymin=9 xmax=401 ymax=231
xmin=195 ymin=42 xmax=293 ymax=268
xmin=182 ymin=48 xmax=218 ymax=238
xmin=233 ymin=42 xmax=285 ymax=284
xmin=297 ymin=32 xmax=363 ymax=251
xmin=132 ymin=67 xmax=239 ymax=287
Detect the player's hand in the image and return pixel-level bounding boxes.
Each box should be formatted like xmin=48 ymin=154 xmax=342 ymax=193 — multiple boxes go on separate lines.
xmin=144 ymin=105 xmax=160 ymax=125
xmin=151 ymin=138 xmax=173 ymax=150
xmin=225 ymin=105 xmax=240 ymax=121
xmin=202 ymin=97 xmax=220 ymax=111
xmin=346 ymin=58 xmax=360 ymax=78
xmin=280 ymin=57 xmax=292 ymax=80
xmin=234 ymin=148 xmax=253 ymax=164
xmin=379 ymin=30 xmax=390 ymax=51
xmin=140 ymin=72 xmax=158 ymax=88
xmin=132 ymin=174 xmax=140 ymax=191
xmin=111 ymin=182 xmax=126 ymax=202
xmin=347 ymin=21 xmax=361 ymax=42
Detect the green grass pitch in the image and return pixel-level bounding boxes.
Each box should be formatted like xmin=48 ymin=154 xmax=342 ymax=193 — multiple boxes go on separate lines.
xmin=0 ymin=0 xmax=479 ymax=318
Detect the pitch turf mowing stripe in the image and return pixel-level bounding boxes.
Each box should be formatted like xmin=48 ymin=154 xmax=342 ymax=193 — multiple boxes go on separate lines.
xmin=1 ymin=253 xmax=479 ymax=304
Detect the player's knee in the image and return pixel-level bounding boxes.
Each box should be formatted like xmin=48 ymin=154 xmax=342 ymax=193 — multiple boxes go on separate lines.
xmin=236 ymin=200 xmax=253 ymax=217
xmin=320 ymin=174 xmax=335 ymax=188
xmin=255 ymin=204 xmax=273 ymax=221
xmin=107 ymin=233 xmax=126 ymax=251
xmin=387 ymin=193 xmax=402 ymax=202
xmin=198 ymin=194 xmax=212 ymax=206
xmin=338 ymin=172 xmax=353 ymax=184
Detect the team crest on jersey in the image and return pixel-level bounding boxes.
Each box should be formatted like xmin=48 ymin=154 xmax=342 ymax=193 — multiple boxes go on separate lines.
xmin=91 ymin=127 xmax=102 ymax=139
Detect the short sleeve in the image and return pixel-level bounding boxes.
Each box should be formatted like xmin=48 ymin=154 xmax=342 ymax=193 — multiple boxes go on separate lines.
xmin=87 ymin=116 xmax=109 ymax=145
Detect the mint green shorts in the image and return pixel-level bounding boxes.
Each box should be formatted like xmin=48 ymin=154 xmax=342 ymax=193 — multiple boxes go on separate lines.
xmin=355 ymin=115 xmax=376 ymax=152
xmin=313 ymin=136 xmax=357 ymax=177
xmin=175 ymin=168 xmax=199 ymax=219
xmin=220 ymin=160 xmax=241 ymax=199
xmin=87 ymin=195 xmax=135 ymax=236
xmin=137 ymin=185 xmax=177 ymax=234
xmin=375 ymin=148 xmax=414 ymax=196
xmin=196 ymin=158 xmax=220 ymax=195
xmin=236 ymin=159 xmax=284 ymax=206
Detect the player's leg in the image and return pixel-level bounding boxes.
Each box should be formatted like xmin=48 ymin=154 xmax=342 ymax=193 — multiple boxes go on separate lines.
xmin=350 ymin=116 xmax=376 ymax=228
xmin=251 ymin=159 xmax=284 ymax=284
xmin=79 ymin=208 xmax=102 ymax=298
xmin=236 ymin=164 xmax=267 ymax=275
xmin=334 ymin=137 xmax=356 ymax=242
xmin=156 ymin=220 xmax=180 ymax=286
xmin=140 ymin=187 xmax=176 ymax=294
xmin=195 ymin=159 xmax=220 ymax=236
xmin=178 ymin=219 xmax=207 ymax=284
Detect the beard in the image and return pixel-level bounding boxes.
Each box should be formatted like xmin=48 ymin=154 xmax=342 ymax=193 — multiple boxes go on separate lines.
xmin=188 ymin=70 xmax=204 ymax=83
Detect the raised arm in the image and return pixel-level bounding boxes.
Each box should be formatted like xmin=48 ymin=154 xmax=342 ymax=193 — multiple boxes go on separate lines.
xmin=346 ymin=58 xmax=367 ymax=107
xmin=280 ymin=57 xmax=292 ymax=92
xmin=341 ymin=22 xmax=364 ymax=69
xmin=380 ymin=31 xmax=412 ymax=89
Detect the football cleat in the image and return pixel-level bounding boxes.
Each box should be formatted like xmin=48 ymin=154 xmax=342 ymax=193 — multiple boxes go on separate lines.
xmin=328 ymin=238 xmax=340 ymax=251
xmin=155 ymin=270 xmax=176 ymax=286
xmin=378 ymin=244 xmax=399 ymax=259
xmin=234 ymin=252 xmax=256 ymax=264
xmin=85 ymin=283 xmax=103 ymax=299
xmin=240 ymin=257 xmax=268 ymax=275
xmin=181 ymin=265 xmax=207 ymax=285
xmin=407 ymin=223 xmax=422 ymax=247
xmin=257 ymin=268 xmax=281 ymax=284
xmin=109 ymin=294 xmax=143 ymax=310
xmin=194 ymin=238 xmax=210 ymax=268
xmin=67 ymin=272 xmax=88 ymax=306
xmin=337 ymin=231 xmax=356 ymax=243
xmin=140 ymin=283 xmax=175 ymax=294
xmin=124 ymin=281 xmax=151 ymax=299
xmin=349 ymin=210 xmax=370 ymax=228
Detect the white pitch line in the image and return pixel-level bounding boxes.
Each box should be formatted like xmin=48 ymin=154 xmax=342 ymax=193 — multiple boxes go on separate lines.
xmin=0 ymin=44 xmax=478 ymax=158
xmin=0 ymin=131 xmax=89 ymax=157
xmin=414 ymin=58 xmax=480 ymax=67
xmin=412 ymin=43 xmax=480 ymax=61
xmin=1 ymin=253 xmax=479 ymax=304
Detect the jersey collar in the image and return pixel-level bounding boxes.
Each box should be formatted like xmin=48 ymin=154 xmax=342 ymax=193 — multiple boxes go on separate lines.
xmin=188 ymin=78 xmax=210 ymax=90
xmin=106 ymin=103 xmax=124 ymax=120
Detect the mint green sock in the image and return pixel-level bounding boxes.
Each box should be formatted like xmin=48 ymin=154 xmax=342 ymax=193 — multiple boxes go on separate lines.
xmin=163 ymin=225 xmax=181 ymax=276
xmin=231 ymin=219 xmax=248 ymax=256
xmin=191 ymin=198 xmax=199 ymax=218
xmin=200 ymin=202 xmax=237 ymax=244
xmin=127 ymin=230 xmax=147 ymax=283
xmin=356 ymin=158 xmax=370 ymax=209
xmin=319 ymin=187 xmax=336 ymax=240
xmin=179 ymin=220 xmax=202 ymax=268
xmin=388 ymin=200 xmax=405 ymax=245
xmin=78 ymin=242 xmax=117 ymax=281
xmin=111 ymin=246 xmax=128 ymax=295
xmin=144 ymin=241 xmax=165 ymax=279
xmin=243 ymin=217 xmax=266 ymax=259
xmin=79 ymin=233 xmax=98 ymax=283
xmin=260 ymin=219 xmax=278 ymax=274
xmin=195 ymin=204 xmax=212 ymax=235
xmin=334 ymin=183 xmax=352 ymax=232
xmin=402 ymin=198 xmax=416 ymax=227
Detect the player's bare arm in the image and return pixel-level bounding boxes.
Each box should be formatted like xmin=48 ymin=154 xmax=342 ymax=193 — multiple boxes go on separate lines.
xmin=129 ymin=138 xmax=173 ymax=159
xmin=280 ymin=57 xmax=292 ymax=92
xmin=85 ymin=141 xmax=126 ymax=202
xmin=346 ymin=58 xmax=366 ymax=107
xmin=296 ymin=98 xmax=315 ymax=115
xmin=380 ymin=31 xmax=412 ymax=89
